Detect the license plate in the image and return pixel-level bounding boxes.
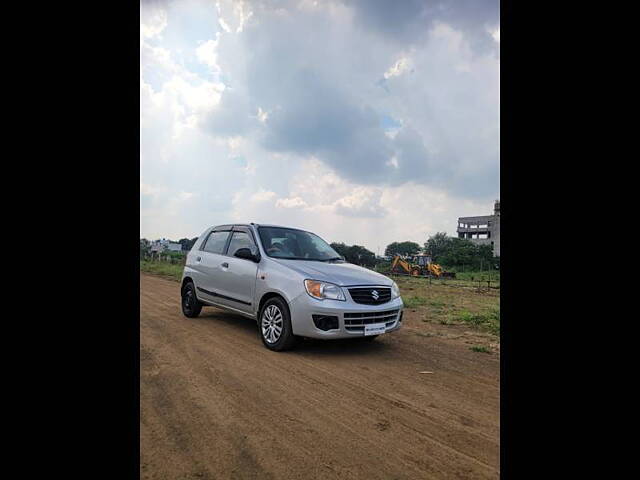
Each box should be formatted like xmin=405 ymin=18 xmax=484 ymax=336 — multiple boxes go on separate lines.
xmin=364 ymin=323 xmax=386 ymax=336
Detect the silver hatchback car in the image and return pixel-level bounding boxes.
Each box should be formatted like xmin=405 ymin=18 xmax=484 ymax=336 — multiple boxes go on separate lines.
xmin=181 ymin=223 xmax=404 ymax=351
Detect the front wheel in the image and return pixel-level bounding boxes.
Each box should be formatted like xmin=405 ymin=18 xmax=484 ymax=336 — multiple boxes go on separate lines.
xmin=181 ymin=282 xmax=202 ymax=318
xmin=259 ymin=297 xmax=297 ymax=351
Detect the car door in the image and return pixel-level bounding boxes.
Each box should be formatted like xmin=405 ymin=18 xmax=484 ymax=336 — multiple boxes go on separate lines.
xmin=195 ymin=228 xmax=233 ymax=305
xmin=221 ymin=226 xmax=260 ymax=315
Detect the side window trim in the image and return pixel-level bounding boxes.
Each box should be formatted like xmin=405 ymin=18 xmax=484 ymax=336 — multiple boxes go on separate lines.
xmin=198 ymin=229 xmax=215 ymax=252
xmin=196 ymin=228 xmax=213 ymax=252
xmin=221 ymin=229 xmax=234 ymax=255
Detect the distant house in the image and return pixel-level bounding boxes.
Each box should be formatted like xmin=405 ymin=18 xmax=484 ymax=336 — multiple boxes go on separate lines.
xmin=150 ymin=242 xmax=164 ymax=254
xmin=150 ymin=239 xmax=182 ymax=254
xmin=166 ymin=243 xmax=182 ymax=252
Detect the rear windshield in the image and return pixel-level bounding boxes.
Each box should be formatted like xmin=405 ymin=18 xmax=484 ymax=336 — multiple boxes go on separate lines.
xmin=257 ymin=227 xmax=340 ymax=261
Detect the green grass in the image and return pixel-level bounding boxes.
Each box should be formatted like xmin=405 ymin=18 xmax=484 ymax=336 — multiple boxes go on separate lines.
xmin=402 ymin=296 xmax=430 ymax=309
xmin=388 ymin=272 xmax=499 ymax=289
xmin=470 ymin=346 xmax=491 ymax=354
xmin=376 ymin=262 xmax=499 ymax=284
xmin=392 ymin=275 xmax=500 ymax=339
xmin=140 ymin=260 xmax=183 ymax=282
xmin=441 ymin=268 xmax=500 ymax=284
xmin=456 ymin=309 xmax=500 ymax=335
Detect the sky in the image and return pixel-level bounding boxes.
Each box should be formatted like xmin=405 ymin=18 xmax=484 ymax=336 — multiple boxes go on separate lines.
xmin=140 ymin=0 xmax=499 ymax=255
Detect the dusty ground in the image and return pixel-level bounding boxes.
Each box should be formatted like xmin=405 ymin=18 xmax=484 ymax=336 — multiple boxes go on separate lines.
xmin=140 ymin=273 xmax=499 ymax=479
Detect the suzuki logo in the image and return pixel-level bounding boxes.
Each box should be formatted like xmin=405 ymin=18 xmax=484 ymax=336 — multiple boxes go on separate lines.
xmin=371 ymin=290 xmax=379 ymax=300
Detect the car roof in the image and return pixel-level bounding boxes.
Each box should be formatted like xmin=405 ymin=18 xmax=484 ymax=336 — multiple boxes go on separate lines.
xmin=209 ymin=223 xmax=295 ymax=229
xmin=211 ymin=223 xmax=312 ymax=234
xmin=212 ymin=223 xmax=302 ymax=229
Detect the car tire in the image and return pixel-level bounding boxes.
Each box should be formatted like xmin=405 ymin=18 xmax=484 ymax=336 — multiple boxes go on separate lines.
xmin=259 ymin=297 xmax=297 ymax=351
xmin=181 ymin=281 xmax=203 ymax=318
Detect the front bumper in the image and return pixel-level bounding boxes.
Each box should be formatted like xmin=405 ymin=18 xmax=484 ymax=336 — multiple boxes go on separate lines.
xmin=288 ymin=291 xmax=404 ymax=339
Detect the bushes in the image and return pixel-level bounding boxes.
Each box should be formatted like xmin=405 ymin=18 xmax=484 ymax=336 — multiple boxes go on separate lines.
xmin=384 ymin=241 xmax=421 ymax=257
xmin=425 ymin=233 xmax=498 ymax=271
xmin=330 ymin=242 xmax=376 ymax=267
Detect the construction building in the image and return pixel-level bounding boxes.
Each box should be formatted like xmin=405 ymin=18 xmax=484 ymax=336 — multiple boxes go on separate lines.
xmin=457 ymin=200 xmax=500 ymax=257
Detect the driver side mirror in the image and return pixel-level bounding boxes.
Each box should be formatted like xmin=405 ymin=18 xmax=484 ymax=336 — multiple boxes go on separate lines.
xmin=234 ymin=248 xmax=260 ymax=263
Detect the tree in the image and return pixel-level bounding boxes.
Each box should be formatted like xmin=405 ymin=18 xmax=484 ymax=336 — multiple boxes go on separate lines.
xmin=140 ymin=238 xmax=150 ymax=258
xmin=330 ymin=242 xmax=349 ymax=259
xmin=330 ymin=242 xmax=375 ymax=267
xmin=424 ymin=233 xmax=497 ymax=270
xmin=424 ymin=232 xmax=451 ymax=263
xmin=178 ymin=238 xmax=192 ymax=251
xmin=438 ymin=238 xmax=478 ymax=267
xmin=476 ymin=244 xmax=494 ymax=269
xmin=384 ymin=241 xmax=421 ymax=257
xmin=177 ymin=237 xmax=199 ymax=251
xmin=346 ymin=245 xmax=376 ymax=267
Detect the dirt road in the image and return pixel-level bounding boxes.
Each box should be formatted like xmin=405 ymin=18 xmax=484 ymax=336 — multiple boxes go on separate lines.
xmin=140 ymin=273 xmax=499 ymax=479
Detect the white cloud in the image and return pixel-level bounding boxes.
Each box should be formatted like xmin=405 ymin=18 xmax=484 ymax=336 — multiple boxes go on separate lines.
xmin=226 ymin=159 xmax=493 ymax=252
xmin=178 ymin=191 xmax=196 ymax=201
xmin=140 ymin=181 xmax=165 ymax=197
xmin=255 ymin=107 xmax=269 ymax=124
xmin=250 ymin=189 xmax=277 ymax=203
xmin=275 ymin=196 xmax=308 ymax=209
xmin=233 ymin=0 xmax=254 ymax=33
xmin=140 ymin=0 xmax=499 ymax=249
xmin=140 ymin=7 xmax=167 ymax=39
xmin=196 ymin=36 xmax=221 ymax=71
xmin=490 ymin=27 xmax=500 ymax=43
xmin=384 ymin=57 xmax=410 ymax=79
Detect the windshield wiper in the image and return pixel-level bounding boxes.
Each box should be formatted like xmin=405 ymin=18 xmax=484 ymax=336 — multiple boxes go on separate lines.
xmin=318 ymin=257 xmax=344 ymax=262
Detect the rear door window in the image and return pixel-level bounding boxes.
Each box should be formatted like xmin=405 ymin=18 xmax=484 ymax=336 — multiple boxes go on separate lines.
xmin=202 ymin=231 xmax=230 ymax=254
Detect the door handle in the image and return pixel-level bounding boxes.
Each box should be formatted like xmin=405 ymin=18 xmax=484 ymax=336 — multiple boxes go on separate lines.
xmin=196 ymin=256 xmax=201 ymax=262
xmin=221 ymin=262 xmax=229 ymax=268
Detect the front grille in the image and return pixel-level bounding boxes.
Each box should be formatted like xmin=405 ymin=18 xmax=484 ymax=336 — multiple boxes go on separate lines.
xmin=348 ymin=287 xmax=391 ymax=305
xmin=344 ymin=309 xmax=399 ymax=332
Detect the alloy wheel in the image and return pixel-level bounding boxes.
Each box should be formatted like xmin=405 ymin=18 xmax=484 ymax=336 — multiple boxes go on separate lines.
xmin=261 ymin=305 xmax=283 ymax=344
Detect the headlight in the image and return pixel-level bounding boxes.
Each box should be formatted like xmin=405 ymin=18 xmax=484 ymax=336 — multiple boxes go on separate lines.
xmin=304 ymin=279 xmax=346 ymax=301
xmin=391 ymin=281 xmax=400 ymax=299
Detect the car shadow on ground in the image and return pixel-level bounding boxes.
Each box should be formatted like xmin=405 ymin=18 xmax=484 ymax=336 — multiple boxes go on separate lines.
xmin=197 ymin=307 xmax=393 ymax=356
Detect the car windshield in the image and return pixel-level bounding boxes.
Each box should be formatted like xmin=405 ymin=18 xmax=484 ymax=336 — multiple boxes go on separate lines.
xmin=258 ymin=227 xmax=342 ymax=261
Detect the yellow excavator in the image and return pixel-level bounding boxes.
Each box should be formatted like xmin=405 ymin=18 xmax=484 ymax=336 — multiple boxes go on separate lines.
xmin=390 ymin=254 xmax=455 ymax=278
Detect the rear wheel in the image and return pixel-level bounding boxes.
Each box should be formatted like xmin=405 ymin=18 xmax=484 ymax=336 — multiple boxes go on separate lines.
xmin=181 ymin=282 xmax=202 ymax=318
xmin=259 ymin=297 xmax=297 ymax=351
